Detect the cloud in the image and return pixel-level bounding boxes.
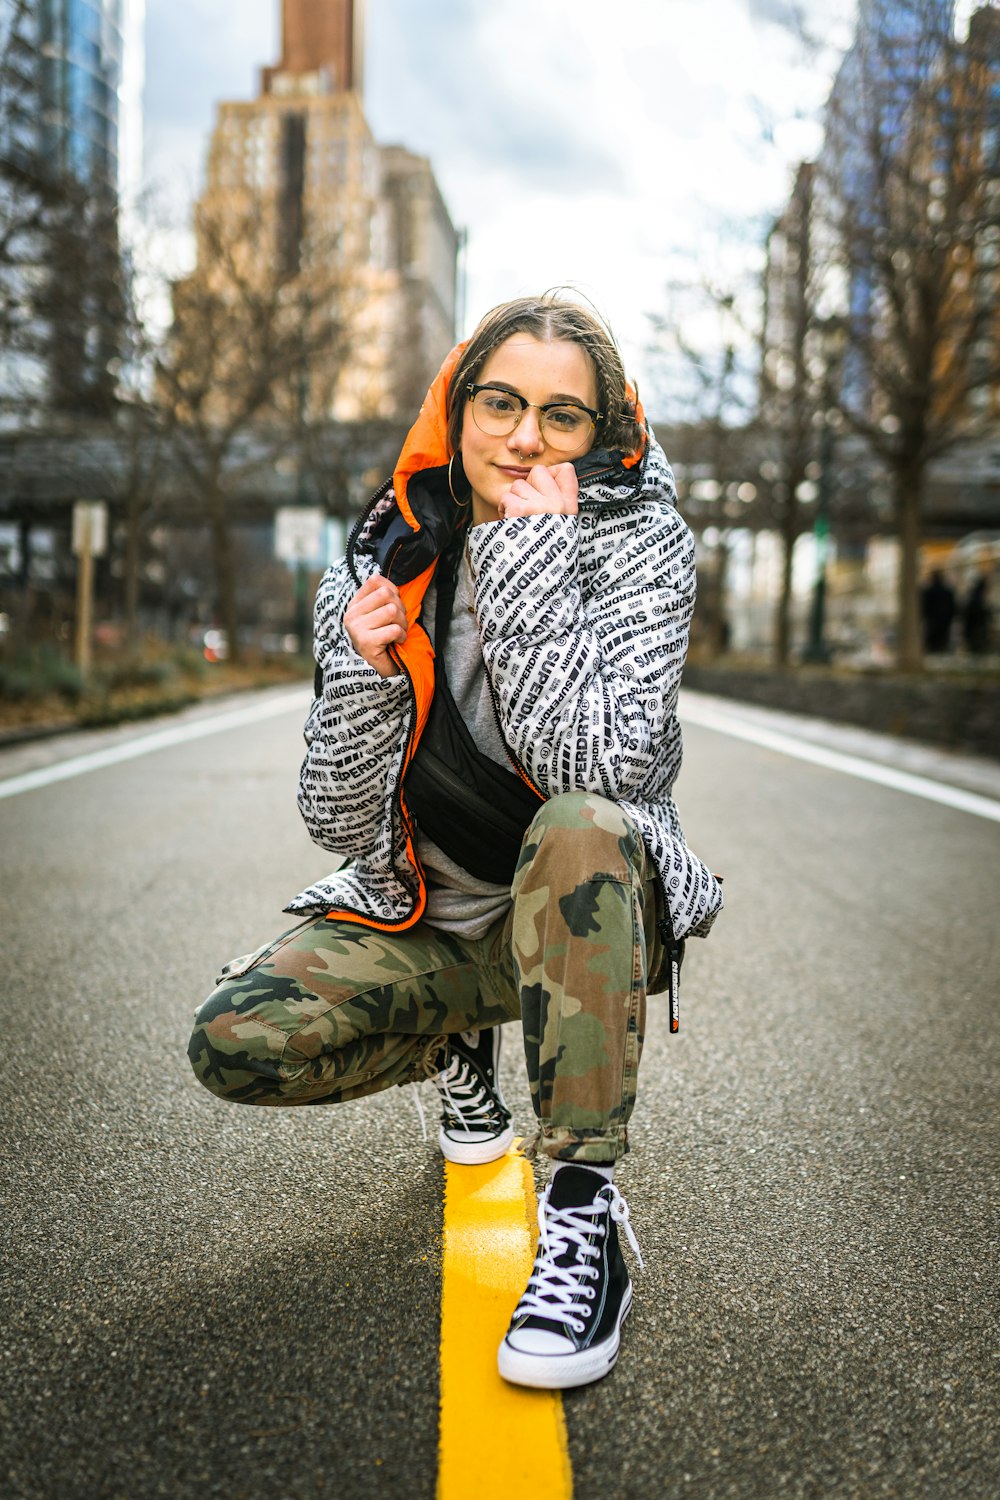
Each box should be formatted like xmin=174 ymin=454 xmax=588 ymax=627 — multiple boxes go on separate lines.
xmin=745 ymin=0 xmax=855 ymax=32
xmin=745 ymin=0 xmax=810 ymax=29
xmin=143 ymin=0 xmax=276 ymax=218
xmin=366 ymin=2 xmax=624 ymax=194
xmin=144 ymin=1 xmax=275 ymax=133
xmin=744 ymin=0 xmax=857 ymax=57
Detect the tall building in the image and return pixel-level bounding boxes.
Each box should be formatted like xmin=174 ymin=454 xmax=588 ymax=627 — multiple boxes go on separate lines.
xmin=262 ymin=0 xmax=363 ymax=94
xmin=38 ymin=0 xmax=126 ymax=190
xmin=185 ymin=0 xmax=458 ymax=423
xmin=913 ymin=5 xmax=1000 ymax=420
xmin=821 ymin=0 xmax=957 ymax=404
xmin=759 ymin=1 xmax=1000 ymax=580
xmin=760 ymin=161 xmax=815 ymax=428
xmin=0 ymin=0 xmax=40 ymax=178
xmin=1 ymin=2 xmax=45 ymax=420
xmin=0 ymin=0 xmax=143 ymax=423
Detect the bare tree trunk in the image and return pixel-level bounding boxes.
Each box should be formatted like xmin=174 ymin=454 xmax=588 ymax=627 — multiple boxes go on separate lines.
xmin=15 ymin=520 xmax=34 ymax=644
xmin=772 ymin=465 xmax=806 ymax=668
xmin=774 ymin=527 xmax=796 ymax=667
xmin=123 ymin=487 xmax=141 ymax=649
xmin=893 ymin=456 xmax=924 ymax=673
xmin=711 ymin=534 xmax=731 ymax=658
xmin=207 ymin=480 xmax=241 ymax=665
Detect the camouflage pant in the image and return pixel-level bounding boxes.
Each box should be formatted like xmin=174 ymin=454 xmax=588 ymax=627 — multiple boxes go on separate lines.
xmin=187 ymin=793 xmax=667 ymax=1163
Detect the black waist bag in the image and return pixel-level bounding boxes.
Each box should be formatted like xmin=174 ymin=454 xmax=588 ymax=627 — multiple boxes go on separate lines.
xmin=404 ymin=551 xmax=544 ymax=885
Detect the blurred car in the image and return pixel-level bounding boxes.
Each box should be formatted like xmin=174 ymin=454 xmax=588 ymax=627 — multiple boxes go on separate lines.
xmin=202 ymin=629 xmax=228 ymax=663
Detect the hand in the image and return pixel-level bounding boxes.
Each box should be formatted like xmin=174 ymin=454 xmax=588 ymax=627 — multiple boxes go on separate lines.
xmin=344 ymin=575 xmax=407 ymax=678
xmin=498 ymin=462 xmax=579 ymax=520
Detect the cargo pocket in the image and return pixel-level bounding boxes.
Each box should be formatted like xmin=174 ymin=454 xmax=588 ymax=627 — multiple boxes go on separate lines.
xmin=215 ymin=916 xmax=316 ymax=984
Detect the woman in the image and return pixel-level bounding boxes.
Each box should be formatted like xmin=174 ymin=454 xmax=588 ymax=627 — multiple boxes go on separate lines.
xmin=188 ymin=294 xmax=723 ymax=1391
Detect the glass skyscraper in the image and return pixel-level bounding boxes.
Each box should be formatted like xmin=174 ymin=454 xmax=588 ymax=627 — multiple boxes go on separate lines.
xmin=824 ymin=0 xmax=958 ymax=405
xmin=0 ymin=1 xmax=142 ymax=419
xmin=38 ymin=0 xmax=126 ymax=190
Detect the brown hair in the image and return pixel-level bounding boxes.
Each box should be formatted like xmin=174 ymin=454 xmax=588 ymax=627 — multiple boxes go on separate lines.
xmin=445 ymin=293 xmax=644 ymax=457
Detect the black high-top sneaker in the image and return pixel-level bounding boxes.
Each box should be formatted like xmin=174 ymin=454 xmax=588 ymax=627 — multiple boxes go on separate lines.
xmin=498 ymin=1164 xmax=643 ymax=1389
xmin=431 ymin=1027 xmax=514 ymax=1165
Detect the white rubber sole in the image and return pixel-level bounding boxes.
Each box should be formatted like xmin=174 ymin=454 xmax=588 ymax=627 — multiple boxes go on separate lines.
xmin=498 ymin=1283 xmax=633 ymax=1389
xmin=438 ymin=1122 xmax=515 ymax=1165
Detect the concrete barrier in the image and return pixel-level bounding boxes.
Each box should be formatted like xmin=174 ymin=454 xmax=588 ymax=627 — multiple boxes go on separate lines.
xmin=681 ymin=663 xmax=1000 ymax=761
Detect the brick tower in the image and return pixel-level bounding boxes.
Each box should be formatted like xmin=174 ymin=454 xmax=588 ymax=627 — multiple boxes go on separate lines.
xmin=262 ymin=0 xmax=365 ymax=95
xmin=180 ymin=0 xmax=457 ymax=425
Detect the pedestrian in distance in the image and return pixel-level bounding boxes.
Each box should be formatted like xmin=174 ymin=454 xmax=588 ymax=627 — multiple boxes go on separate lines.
xmin=960 ymin=571 xmax=992 ymax=656
xmin=187 ymin=293 xmax=724 ymax=1390
xmin=920 ymin=568 xmax=956 ymax=654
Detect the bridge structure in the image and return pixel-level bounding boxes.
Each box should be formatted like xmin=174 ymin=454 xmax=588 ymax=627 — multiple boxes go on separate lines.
xmin=654 ymin=423 xmax=1000 ymax=542
xmin=1 ymin=416 xmax=997 ymax=540
xmin=0 ymin=418 xmax=410 ymax=527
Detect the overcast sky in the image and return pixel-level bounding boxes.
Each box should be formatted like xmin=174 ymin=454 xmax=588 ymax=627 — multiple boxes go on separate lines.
xmin=143 ymin=0 xmax=863 ymax=386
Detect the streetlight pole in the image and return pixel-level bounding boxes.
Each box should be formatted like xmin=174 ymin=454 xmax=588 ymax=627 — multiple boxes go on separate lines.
xmin=802 ymin=318 xmax=844 ymax=665
xmin=803 ymin=417 xmax=833 ymax=664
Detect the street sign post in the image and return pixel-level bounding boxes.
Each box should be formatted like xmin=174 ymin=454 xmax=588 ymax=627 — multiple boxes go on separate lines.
xmin=72 ymin=502 xmax=108 ymax=677
xmin=274 ymin=507 xmax=325 ymax=564
xmin=274 ymin=507 xmax=325 ymax=652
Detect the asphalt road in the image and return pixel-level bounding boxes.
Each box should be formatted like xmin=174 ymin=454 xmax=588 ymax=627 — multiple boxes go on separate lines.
xmin=1 ymin=687 xmax=997 ymax=1500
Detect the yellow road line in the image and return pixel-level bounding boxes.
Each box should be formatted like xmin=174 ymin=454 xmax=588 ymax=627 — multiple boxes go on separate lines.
xmin=438 ymin=1148 xmax=573 ymax=1500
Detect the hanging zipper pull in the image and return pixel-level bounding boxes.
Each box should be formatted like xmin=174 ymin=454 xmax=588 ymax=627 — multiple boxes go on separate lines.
xmin=667 ymin=942 xmax=681 ymax=1034
xmin=659 ymin=915 xmax=684 ymax=1035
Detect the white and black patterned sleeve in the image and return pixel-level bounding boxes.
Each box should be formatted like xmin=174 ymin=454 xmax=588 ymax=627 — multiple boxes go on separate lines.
xmin=466 ymin=503 xmax=695 ymax=800
xmin=297 ymin=560 xmax=411 ymax=856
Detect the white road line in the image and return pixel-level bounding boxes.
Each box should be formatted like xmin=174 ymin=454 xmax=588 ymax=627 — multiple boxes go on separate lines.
xmin=4 ymin=684 xmax=996 ymax=826
xmin=0 ymin=689 xmax=309 ymax=802
xmin=680 ymin=697 xmax=1000 ymax=825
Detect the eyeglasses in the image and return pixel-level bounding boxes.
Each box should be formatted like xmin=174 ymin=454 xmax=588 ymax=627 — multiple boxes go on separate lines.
xmin=466 ymin=384 xmax=602 ymax=452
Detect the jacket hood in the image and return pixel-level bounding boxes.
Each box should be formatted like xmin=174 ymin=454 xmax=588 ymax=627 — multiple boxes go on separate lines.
xmin=391 ymin=340 xmax=651 ymax=533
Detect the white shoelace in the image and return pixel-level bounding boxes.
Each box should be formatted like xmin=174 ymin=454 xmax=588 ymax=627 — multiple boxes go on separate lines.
xmin=431 ymin=1052 xmax=498 ymax=1133
xmin=513 ymin=1184 xmax=645 ymax=1335
xmin=412 ymin=1085 xmax=428 ymax=1141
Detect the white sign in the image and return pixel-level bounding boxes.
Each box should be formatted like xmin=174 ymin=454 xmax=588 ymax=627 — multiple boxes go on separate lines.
xmin=275 ymin=506 xmax=325 ymax=564
xmin=72 ymin=501 xmax=108 ymax=557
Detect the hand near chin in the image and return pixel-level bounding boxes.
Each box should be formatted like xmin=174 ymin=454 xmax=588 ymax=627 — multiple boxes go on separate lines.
xmin=498 ymin=462 xmax=579 ymax=519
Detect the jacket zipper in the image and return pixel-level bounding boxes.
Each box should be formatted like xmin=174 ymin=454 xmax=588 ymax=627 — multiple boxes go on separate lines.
xmin=318 ymin=663 xmax=425 ymax=934
xmin=346 ymin=478 xmax=394 ymax=588
xmin=321 ymin=479 xmax=423 ymax=931
xmin=358 ymin=637 xmax=426 ymax=929
xmin=483 ymin=669 xmax=544 ymax=800
xmin=575 ymin=460 xmax=616 ymax=491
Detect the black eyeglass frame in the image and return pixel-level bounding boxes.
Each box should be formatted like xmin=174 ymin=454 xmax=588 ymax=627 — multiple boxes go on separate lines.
xmin=465 ymin=383 xmax=603 ymax=434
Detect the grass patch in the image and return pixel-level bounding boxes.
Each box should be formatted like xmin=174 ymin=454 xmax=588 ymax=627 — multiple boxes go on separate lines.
xmin=0 ymin=644 xmax=311 ymax=737
xmin=0 ymin=647 xmax=85 ymax=704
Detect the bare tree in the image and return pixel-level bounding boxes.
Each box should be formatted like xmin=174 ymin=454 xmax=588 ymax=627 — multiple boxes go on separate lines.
xmin=156 ymin=195 xmax=359 ymax=662
xmin=650 ymin=278 xmax=758 ymax=657
xmin=758 ymin=162 xmax=824 ymax=666
xmin=111 ymin=237 xmax=168 ymax=646
xmin=0 ymin=0 xmax=48 ymax=417
xmin=820 ymin=0 xmax=1000 ymax=670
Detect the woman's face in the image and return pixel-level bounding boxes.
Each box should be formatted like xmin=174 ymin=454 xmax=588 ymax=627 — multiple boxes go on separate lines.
xmin=460 ymin=334 xmax=599 ymax=523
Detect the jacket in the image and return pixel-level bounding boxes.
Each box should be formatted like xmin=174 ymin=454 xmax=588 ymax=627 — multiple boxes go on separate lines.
xmin=285 ymin=346 xmax=724 ymax=944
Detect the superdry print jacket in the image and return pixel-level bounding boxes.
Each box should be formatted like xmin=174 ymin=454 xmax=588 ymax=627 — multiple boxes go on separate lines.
xmin=285 ymin=344 xmax=724 ymax=944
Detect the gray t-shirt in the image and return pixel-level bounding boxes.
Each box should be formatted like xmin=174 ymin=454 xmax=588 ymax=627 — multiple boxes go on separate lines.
xmin=414 ymin=563 xmax=515 ymax=939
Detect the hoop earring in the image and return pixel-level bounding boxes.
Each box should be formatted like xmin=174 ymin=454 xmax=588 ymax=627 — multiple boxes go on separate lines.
xmin=448 ymin=453 xmax=470 ymax=509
